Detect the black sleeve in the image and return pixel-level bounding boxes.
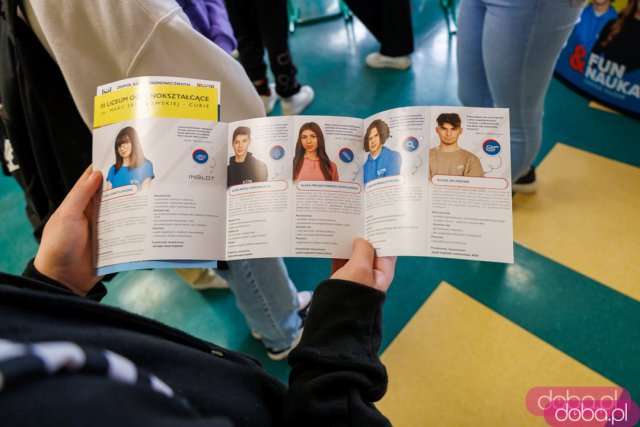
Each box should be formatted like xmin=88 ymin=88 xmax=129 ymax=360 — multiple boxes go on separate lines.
xmin=284 ymin=279 xmax=391 ymax=427
xmin=21 ymin=258 xmax=107 ymax=301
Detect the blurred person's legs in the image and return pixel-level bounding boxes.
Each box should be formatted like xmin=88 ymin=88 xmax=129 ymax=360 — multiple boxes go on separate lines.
xmin=225 ymin=0 xmax=314 ymax=114
xmin=217 ymin=257 xmax=305 ymax=354
xmin=457 ymin=0 xmax=582 ymax=181
xmin=344 ymin=0 xmax=414 ymax=69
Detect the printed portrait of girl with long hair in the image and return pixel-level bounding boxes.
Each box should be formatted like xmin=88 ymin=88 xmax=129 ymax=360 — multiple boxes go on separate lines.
xmin=292 ymin=122 xmax=339 ymax=181
xmin=106 ymin=126 xmax=155 ymax=191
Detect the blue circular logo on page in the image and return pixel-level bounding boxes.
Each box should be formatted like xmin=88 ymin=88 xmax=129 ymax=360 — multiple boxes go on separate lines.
xmin=192 ymin=149 xmax=209 ymax=164
xmin=339 ymin=148 xmax=354 ymax=163
xmin=402 ymin=136 xmax=419 ymax=152
xmin=482 ymin=139 xmax=501 ymax=156
xmin=270 ymin=145 xmax=285 ymax=160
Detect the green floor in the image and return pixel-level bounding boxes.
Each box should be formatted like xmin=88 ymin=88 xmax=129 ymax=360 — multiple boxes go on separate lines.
xmin=1 ymin=0 xmax=639 ymax=408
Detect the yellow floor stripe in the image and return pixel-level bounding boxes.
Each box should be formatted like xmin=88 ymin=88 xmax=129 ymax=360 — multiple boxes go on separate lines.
xmin=513 ymin=143 xmax=640 ymax=302
xmin=588 ymin=101 xmax=621 ymax=115
xmin=378 ymin=282 xmax=615 ymax=427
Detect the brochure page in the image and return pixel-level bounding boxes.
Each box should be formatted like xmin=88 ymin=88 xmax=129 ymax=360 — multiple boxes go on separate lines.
xmin=92 ymin=77 xmax=225 ymax=274
xmin=225 ymin=116 xmax=293 ymax=259
xmin=363 ymin=107 xmax=430 ymax=257
xmin=291 ymin=116 xmax=364 ymax=259
xmin=426 ymin=107 xmax=513 ymax=263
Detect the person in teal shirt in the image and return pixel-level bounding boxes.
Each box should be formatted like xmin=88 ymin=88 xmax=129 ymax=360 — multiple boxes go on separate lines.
xmin=106 ymin=126 xmax=154 ymax=191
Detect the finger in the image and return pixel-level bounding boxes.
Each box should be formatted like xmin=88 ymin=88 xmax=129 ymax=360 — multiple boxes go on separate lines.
xmin=79 ymin=165 xmax=94 ymax=181
xmin=375 ymin=256 xmax=397 ymax=281
xmin=331 ymin=258 xmax=348 ymax=275
xmin=349 ymin=238 xmax=375 ymax=268
xmin=375 ymin=255 xmax=397 ymax=270
xmin=81 ymin=167 xmax=99 ymax=219
xmin=83 ymin=191 xmax=95 ymax=220
xmin=372 ymin=256 xmax=397 ymax=292
xmin=60 ymin=168 xmax=103 ymax=214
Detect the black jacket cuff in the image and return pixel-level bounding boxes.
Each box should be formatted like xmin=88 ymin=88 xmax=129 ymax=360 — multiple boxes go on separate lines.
xmin=21 ymin=259 xmax=107 ymax=301
xmin=292 ymin=279 xmax=387 ymax=363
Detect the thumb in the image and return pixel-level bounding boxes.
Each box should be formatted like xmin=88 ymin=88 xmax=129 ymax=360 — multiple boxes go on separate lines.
xmin=349 ymin=238 xmax=375 ymax=268
xmin=331 ymin=238 xmax=376 ymax=286
xmin=59 ymin=167 xmax=102 ymax=215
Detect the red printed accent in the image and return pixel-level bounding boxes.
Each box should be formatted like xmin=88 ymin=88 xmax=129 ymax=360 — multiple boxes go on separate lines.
xmin=569 ymin=45 xmax=587 ymax=74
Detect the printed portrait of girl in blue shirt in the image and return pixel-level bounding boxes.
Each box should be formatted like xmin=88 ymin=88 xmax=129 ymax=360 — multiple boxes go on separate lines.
xmin=363 ymin=119 xmax=402 ymax=185
xmin=106 ymin=126 xmax=155 ymax=192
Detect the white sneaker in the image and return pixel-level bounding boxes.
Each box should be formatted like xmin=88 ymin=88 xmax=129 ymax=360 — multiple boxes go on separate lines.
xmin=296 ymin=290 xmax=313 ymax=310
xmin=260 ymin=83 xmax=279 ymax=114
xmin=365 ymin=52 xmax=411 ymax=70
xmin=281 ymin=85 xmax=314 ymax=115
xmin=267 ymin=327 xmax=304 ymax=361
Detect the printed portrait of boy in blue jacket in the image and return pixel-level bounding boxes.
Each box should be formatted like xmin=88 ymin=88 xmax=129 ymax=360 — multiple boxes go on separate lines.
xmin=363 ymin=119 xmax=402 ymax=185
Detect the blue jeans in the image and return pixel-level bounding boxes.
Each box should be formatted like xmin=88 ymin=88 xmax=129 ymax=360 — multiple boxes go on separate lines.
xmin=217 ymin=258 xmax=300 ymax=350
xmin=457 ymin=0 xmax=582 ymax=179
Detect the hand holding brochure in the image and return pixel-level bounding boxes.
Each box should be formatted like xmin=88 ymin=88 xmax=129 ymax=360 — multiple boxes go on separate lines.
xmin=92 ymin=77 xmax=513 ymax=275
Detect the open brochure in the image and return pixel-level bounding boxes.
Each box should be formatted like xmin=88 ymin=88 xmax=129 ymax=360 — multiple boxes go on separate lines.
xmin=92 ymin=77 xmax=513 ymax=275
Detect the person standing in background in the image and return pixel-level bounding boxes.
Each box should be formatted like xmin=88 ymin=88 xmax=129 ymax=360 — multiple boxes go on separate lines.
xmin=177 ymin=0 xmax=239 ymax=55
xmin=343 ymin=0 xmax=414 ymax=70
xmin=456 ymin=0 xmax=583 ymax=193
xmin=224 ymin=0 xmax=315 ymax=115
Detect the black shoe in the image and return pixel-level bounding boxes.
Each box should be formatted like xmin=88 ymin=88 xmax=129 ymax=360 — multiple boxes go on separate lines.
xmin=513 ymin=166 xmax=536 ymax=194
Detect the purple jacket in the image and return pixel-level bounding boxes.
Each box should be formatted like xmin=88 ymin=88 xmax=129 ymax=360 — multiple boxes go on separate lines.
xmin=178 ymin=0 xmax=237 ymax=53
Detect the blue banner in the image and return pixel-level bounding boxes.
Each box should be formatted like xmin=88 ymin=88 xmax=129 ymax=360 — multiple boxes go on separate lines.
xmin=555 ymin=1 xmax=639 ymax=117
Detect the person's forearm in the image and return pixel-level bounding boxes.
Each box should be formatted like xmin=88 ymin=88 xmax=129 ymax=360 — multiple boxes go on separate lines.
xmin=284 ymin=279 xmax=391 ymax=426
